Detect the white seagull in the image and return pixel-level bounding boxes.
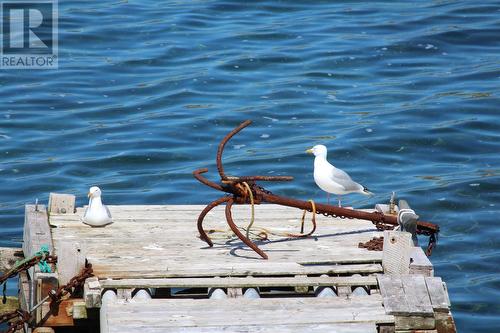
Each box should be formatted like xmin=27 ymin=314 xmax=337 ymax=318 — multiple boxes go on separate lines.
xmin=82 ymin=186 xmax=113 ymax=227
xmin=306 ymin=145 xmax=372 ymax=207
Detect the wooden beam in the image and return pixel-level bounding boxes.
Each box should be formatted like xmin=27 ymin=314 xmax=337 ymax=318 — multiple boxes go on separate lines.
xmin=395 ymin=315 xmax=435 ymax=330
xmin=23 ymin=204 xmax=60 ymax=327
xmin=36 ymin=273 xmax=59 ymax=325
xmin=39 ymin=299 xmax=78 ymax=326
xmin=101 ymin=275 xmax=378 ymax=289
xmin=378 ymin=275 xmax=435 ymax=317
xmin=435 ymin=312 xmax=457 ymax=333
xmin=23 ymin=204 xmax=53 ymax=277
xmin=48 ymin=193 xmax=76 ymax=215
xmin=425 ymin=277 xmax=451 ymax=312
xmin=410 ymin=247 xmax=434 ymax=277
xmin=56 ymin=241 xmax=85 ymax=285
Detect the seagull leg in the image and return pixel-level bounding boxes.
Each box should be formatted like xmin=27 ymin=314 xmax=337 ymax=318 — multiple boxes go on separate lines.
xmin=338 ymin=196 xmax=342 ymax=207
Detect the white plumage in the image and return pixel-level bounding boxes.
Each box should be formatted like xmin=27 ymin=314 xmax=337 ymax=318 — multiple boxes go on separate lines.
xmin=82 ymin=186 xmax=112 ymax=227
xmin=307 ymin=145 xmax=372 ymax=206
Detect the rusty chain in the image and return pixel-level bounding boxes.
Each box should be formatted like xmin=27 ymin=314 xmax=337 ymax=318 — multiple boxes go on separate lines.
xmin=1 ymin=259 xmax=93 ymax=333
xmin=49 ymin=262 xmax=94 ymax=307
xmin=0 ymin=309 xmax=30 ymax=333
xmin=358 ymin=232 xmax=437 ymax=255
xmin=0 ymin=252 xmax=57 ymax=286
xmin=194 ymin=120 xmax=440 ymax=259
xmin=358 ymin=237 xmax=384 ymax=251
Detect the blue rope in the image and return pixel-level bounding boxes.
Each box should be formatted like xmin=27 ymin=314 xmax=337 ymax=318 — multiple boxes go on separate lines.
xmin=34 ymin=245 xmax=52 ymax=273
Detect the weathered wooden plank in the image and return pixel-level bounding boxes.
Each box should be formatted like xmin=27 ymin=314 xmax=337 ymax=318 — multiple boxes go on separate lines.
xmin=107 ymin=322 xmax=378 ymax=333
xmin=377 ymin=274 xmax=410 ymax=315
xmin=80 ymin=262 xmax=382 ymax=279
xmin=401 ymin=275 xmax=434 ymax=316
xmin=40 ymin=299 xmax=77 ymax=326
xmin=106 ymin=296 xmax=386 ymax=315
xmin=435 ymin=312 xmax=457 ymax=333
xmin=23 ymin=204 xmax=60 ymax=328
xmin=48 ymin=193 xmax=76 ymax=215
xmin=101 ymin=275 xmax=378 ymax=289
xmin=36 ymin=272 xmax=59 ymax=324
xmin=88 ymin=261 xmax=382 ymax=279
xmin=395 ymin=315 xmax=435 ymax=330
xmin=410 ymin=247 xmax=434 ymax=277
xmin=18 ymin=271 xmax=30 ymax=312
xmin=425 ymin=277 xmax=451 ymax=312
xmin=103 ymin=296 xmax=393 ymax=331
xmin=73 ymin=204 xmax=375 ymax=213
xmin=23 ymin=205 xmax=53 ymax=268
xmin=378 ymin=274 xmax=437 ymax=318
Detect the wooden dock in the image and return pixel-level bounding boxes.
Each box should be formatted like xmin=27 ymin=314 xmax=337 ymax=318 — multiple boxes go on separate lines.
xmin=5 ymin=193 xmax=456 ymax=332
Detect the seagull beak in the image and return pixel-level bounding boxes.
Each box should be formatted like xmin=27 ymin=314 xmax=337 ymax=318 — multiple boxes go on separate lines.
xmin=305 ymin=149 xmax=313 ymax=154
xmin=87 ymin=192 xmax=92 ymax=198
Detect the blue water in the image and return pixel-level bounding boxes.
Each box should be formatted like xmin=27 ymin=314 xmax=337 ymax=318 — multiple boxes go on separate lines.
xmin=1 ymin=1 xmax=499 ymax=331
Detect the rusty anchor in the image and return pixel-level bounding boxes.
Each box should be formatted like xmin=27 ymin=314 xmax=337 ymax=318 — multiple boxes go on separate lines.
xmin=193 ymin=120 xmax=439 ymax=259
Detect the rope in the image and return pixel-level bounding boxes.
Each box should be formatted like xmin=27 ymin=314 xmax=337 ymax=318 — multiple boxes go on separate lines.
xmin=35 ymin=245 xmax=52 ymax=273
xmin=207 ymin=197 xmax=317 ymax=241
xmin=292 ymin=199 xmax=316 ymax=237
xmin=242 ymin=182 xmax=255 ymax=239
xmin=1 ymin=245 xmax=52 ymax=305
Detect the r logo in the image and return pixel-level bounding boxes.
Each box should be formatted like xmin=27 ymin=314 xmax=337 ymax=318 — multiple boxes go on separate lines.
xmin=1 ymin=0 xmax=58 ymax=68
xmin=2 ymin=2 xmax=53 ymax=53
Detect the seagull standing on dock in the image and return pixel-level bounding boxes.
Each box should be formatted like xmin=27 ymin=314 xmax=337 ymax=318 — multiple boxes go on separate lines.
xmin=82 ymin=186 xmax=113 ymax=227
xmin=306 ymin=145 xmax=372 ymax=207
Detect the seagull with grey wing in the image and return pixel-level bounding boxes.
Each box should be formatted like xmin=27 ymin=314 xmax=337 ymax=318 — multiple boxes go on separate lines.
xmin=83 ymin=186 xmax=113 ymax=226
xmin=306 ymin=145 xmax=373 ymax=207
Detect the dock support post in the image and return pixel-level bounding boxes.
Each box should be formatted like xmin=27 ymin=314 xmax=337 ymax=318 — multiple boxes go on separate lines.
xmin=133 ymin=289 xmax=152 ymax=300
xmin=100 ymin=290 xmax=117 ymax=333
xmin=243 ymin=288 xmax=260 ymax=299
xmin=351 ymin=274 xmax=369 ymax=296
xmin=208 ymin=288 xmax=227 ymax=299
xmin=314 ymin=274 xmax=337 ymax=298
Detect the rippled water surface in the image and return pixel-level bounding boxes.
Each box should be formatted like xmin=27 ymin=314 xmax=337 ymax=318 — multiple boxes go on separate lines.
xmin=1 ymin=1 xmax=499 ymax=331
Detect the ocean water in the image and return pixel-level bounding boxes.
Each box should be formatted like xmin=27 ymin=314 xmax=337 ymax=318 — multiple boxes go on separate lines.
xmin=0 ymin=1 xmax=499 ymax=331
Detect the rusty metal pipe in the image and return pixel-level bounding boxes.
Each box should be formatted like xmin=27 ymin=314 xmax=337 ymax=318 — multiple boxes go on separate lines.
xmin=217 ymin=120 xmax=252 ymax=180
xmin=193 ymin=168 xmax=225 ymax=192
xmin=225 ymin=198 xmax=268 ymax=259
xmin=197 ymin=196 xmax=231 ymax=247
